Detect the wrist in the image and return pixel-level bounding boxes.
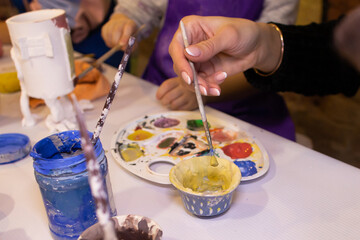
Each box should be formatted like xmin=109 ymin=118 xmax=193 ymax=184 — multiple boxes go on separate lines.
xmin=254 ymin=23 xmax=283 ymax=76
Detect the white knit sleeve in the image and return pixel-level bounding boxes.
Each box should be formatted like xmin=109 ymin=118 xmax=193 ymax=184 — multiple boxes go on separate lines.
xmin=257 ymin=0 xmax=300 ymax=24
xmin=113 ymin=0 xmax=167 ymax=38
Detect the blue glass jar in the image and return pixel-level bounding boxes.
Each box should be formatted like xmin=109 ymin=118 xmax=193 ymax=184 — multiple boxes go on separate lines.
xmin=30 ymin=130 xmax=117 ymax=240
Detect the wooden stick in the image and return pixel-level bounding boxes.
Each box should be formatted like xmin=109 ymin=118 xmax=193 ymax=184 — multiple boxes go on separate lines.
xmin=71 ymin=94 xmax=116 ymax=240
xmin=91 ymin=36 xmax=136 ymax=145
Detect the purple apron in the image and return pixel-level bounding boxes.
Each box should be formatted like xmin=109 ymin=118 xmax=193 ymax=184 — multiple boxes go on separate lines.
xmin=143 ymin=0 xmax=296 ymax=141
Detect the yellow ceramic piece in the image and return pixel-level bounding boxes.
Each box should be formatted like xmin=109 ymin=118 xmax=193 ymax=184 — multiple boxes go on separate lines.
xmin=169 ymin=156 xmax=241 ymax=195
xmin=0 ymin=72 xmax=20 ymax=93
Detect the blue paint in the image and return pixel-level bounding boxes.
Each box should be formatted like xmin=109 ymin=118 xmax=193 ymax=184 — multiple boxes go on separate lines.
xmin=0 ymin=133 xmax=31 ymax=165
xmin=234 ymin=160 xmax=257 ymax=177
xmin=30 ymin=130 xmax=117 ymax=240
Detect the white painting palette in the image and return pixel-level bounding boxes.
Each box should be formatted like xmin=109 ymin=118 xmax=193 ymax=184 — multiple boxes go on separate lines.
xmin=110 ymin=111 xmax=269 ymax=184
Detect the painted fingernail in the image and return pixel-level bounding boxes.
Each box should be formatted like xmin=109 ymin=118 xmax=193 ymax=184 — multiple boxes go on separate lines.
xmin=200 ymin=86 xmax=208 ymax=96
xmin=214 ymin=72 xmax=227 ymax=83
xmin=181 ymin=72 xmax=191 ymax=85
xmin=186 ymin=46 xmax=201 ymax=57
xmin=209 ymin=88 xmax=221 ymax=96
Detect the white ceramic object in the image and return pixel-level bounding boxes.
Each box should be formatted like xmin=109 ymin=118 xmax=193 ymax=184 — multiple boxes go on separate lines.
xmin=6 ymin=9 xmax=76 ymax=131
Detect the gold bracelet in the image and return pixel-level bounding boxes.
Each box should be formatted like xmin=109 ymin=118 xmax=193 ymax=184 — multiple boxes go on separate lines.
xmin=254 ymin=23 xmax=284 ymax=77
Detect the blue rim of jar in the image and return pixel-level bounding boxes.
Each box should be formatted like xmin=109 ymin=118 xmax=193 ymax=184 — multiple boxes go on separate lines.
xmin=30 ymin=130 xmax=103 ymax=176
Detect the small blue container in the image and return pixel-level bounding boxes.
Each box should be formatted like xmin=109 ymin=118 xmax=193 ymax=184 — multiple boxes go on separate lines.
xmin=30 ymin=130 xmax=117 ymax=240
xmin=0 ymin=133 xmax=31 ymax=165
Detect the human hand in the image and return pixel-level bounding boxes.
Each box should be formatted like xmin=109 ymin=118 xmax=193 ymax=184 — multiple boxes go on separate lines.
xmin=29 ymin=0 xmax=42 ymax=10
xmin=169 ymin=15 xmax=282 ymax=96
xmin=156 ymin=77 xmax=200 ymax=110
xmin=101 ymin=13 xmax=137 ymax=50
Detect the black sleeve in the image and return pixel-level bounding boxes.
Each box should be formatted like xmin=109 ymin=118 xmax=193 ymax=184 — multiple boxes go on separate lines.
xmin=244 ymin=20 xmax=360 ymax=97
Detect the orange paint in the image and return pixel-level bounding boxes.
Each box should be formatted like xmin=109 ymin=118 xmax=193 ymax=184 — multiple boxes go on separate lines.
xmin=127 ymin=129 xmax=153 ymax=141
xmin=210 ymin=128 xmax=237 ymax=143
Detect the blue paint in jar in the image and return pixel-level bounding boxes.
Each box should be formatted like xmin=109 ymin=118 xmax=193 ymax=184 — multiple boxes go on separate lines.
xmin=30 ymin=130 xmax=117 ymax=240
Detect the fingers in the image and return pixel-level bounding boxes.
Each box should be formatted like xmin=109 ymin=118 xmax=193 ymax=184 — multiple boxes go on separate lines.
xmin=169 ymin=29 xmax=194 ymax=82
xmin=101 ymin=14 xmax=137 ymax=48
xmin=180 ymin=70 xmax=224 ymax=96
xmin=156 ymin=78 xmax=179 ymax=100
xmin=156 ymin=79 xmax=185 ymax=109
xmin=196 ymin=72 xmax=222 ymax=96
xmin=170 ymin=16 xmax=232 ymax=89
xmin=101 ymin=21 xmax=119 ymax=47
xmin=156 ymin=78 xmax=198 ymax=110
xmin=184 ymin=32 xmax=228 ymax=63
xmin=119 ymin=21 xmax=137 ymax=48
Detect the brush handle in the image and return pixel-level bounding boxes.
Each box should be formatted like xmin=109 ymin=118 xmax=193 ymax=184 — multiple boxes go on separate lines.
xmin=71 ymin=94 xmax=116 ymax=240
xmin=91 ymin=36 xmax=136 ymax=145
xmin=180 ymin=21 xmax=217 ymax=161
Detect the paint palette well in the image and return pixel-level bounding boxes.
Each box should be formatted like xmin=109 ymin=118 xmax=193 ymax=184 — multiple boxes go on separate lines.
xmin=110 ymin=111 xmax=269 ymax=184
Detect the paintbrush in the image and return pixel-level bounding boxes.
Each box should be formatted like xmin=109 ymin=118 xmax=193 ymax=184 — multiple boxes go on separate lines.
xmin=179 ymin=21 xmax=218 ymax=167
xmin=73 ymin=24 xmax=146 ymax=86
xmin=91 ymin=36 xmax=136 ymax=145
xmin=71 ymin=94 xmax=116 ymax=240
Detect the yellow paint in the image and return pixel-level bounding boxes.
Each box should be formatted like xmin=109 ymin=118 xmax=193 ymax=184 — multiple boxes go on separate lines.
xmin=127 ymin=129 xmax=153 ymax=141
xmin=120 ymin=143 xmax=144 ymax=162
xmin=0 ymin=72 xmax=20 ymax=93
xmin=169 ymin=156 xmax=241 ymax=195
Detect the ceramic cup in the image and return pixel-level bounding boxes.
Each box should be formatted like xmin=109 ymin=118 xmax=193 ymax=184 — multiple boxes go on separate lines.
xmin=169 ymin=156 xmax=241 ymax=217
xmin=78 ymin=215 xmax=163 ymax=240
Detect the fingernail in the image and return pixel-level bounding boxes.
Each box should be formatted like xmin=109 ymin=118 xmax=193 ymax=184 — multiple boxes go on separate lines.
xmin=186 ymin=46 xmax=201 ymax=57
xmin=214 ymin=72 xmax=227 ymax=83
xmin=200 ymin=86 xmax=208 ymax=96
xmin=181 ymin=72 xmax=191 ymax=85
xmin=209 ymin=88 xmax=220 ymax=96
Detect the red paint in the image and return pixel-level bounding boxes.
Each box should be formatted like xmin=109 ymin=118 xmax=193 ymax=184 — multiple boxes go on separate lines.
xmin=222 ymin=142 xmax=252 ymax=159
xmin=52 ymin=14 xmax=69 ymax=30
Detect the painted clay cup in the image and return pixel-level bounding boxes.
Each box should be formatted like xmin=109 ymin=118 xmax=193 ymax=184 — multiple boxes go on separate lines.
xmin=169 ymin=156 xmax=241 ymax=217
xmin=78 ymin=215 xmax=163 ymax=240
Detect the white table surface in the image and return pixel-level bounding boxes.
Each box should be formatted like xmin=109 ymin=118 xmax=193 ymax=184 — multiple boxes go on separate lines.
xmin=1 ymin=45 xmax=360 ymax=240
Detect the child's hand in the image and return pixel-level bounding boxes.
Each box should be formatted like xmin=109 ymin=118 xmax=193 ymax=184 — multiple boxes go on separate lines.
xmin=101 ymin=13 xmax=137 ymax=50
xmin=156 ymin=77 xmax=201 ymax=110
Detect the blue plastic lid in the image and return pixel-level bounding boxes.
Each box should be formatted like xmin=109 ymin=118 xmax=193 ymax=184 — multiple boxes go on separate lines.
xmin=0 ymin=133 xmax=31 ymax=165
